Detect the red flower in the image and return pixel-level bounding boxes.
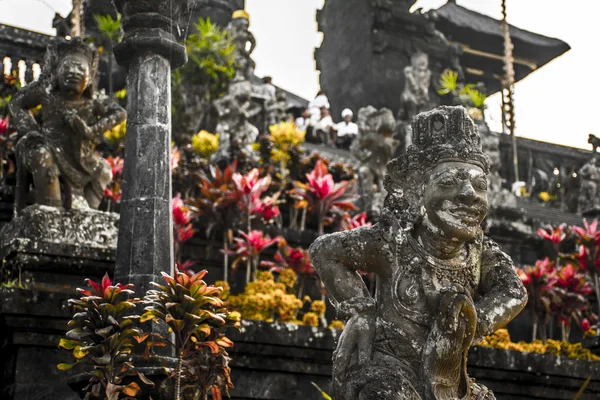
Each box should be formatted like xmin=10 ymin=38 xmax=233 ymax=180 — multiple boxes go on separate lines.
xmin=172 ymin=193 xmax=192 ymax=226
xmin=573 ymin=219 xmax=600 ymax=247
xmin=537 ymin=224 xmax=568 ymax=245
xmin=104 ymin=156 xmax=124 ymax=177
xmin=261 ymin=238 xmax=315 ymax=276
xmin=252 ymin=195 xmax=280 ymax=222
xmin=103 ymin=187 xmax=121 ymax=203
xmin=582 ymin=318 xmax=591 ymax=332
xmin=577 ymin=245 xmax=600 ymax=274
xmin=77 ymin=272 xmax=134 ymax=299
xmin=556 ymin=264 xmax=593 ymax=296
xmin=177 ymin=224 xmax=195 ymax=243
xmin=292 ymin=160 xmax=357 ymax=233
xmin=517 ymin=258 xmax=557 ymax=291
xmin=0 ymin=117 xmax=8 ymax=136
xmin=176 ymin=260 xmax=197 ymax=276
xmin=232 ymin=168 xmax=271 ymax=197
xmin=341 ymin=212 xmax=371 ymax=231
xmin=226 ymin=230 xmax=281 ymax=269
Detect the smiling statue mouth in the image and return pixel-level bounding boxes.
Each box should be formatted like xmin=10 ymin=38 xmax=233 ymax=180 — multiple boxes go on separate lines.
xmin=449 ymin=207 xmax=482 ymax=222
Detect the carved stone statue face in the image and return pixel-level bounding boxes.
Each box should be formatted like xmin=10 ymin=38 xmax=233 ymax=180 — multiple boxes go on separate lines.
xmin=57 ymin=54 xmax=91 ymax=97
xmin=411 ymin=53 xmax=428 ymax=71
xmin=423 ymin=161 xmax=488 ymax=241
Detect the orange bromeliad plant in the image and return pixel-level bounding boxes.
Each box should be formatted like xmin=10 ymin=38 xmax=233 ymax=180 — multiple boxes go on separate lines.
xmin=141 ymin=269 xmax=240 ymax=400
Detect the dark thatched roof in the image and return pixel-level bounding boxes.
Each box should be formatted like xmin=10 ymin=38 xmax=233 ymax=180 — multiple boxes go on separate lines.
xmin=433 ymin=1 xmax=570 ymax=93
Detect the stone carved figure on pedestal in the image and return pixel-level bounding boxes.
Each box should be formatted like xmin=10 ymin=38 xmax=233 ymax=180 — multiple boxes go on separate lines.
xmin=227 ymin=10 xmax=256 ymax=82
xmin=9 ymin=37 xmax=126 ymax=213
xmin=578 ymin=155 xmax=600 ymax=215
xmin=310 ymin=106 xmax=527 ymax=400
xmin=211 ymin=80 xmax=259 ymax=166
xmin=398 ymin=52 xmax=432 ymax=152
xmin=351 ymin=106 xmax=397 ymax=215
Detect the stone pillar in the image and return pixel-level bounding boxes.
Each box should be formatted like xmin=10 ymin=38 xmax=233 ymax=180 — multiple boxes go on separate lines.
xmin=113 ymin=0 xmax=191 ymax=294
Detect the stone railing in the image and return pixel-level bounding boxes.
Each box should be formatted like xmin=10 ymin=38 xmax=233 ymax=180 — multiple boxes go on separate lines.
xmin=0 ymin=24 xmax=50 ymax=85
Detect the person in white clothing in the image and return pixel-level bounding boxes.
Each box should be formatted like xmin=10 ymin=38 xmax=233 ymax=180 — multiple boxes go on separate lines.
xmin=335 ymin=108 xmax=359 ymax=148
xmin=314 ymin=106 xmax=337 ymax=146
xmin=309 ymin=91 xmax=330 ymax=125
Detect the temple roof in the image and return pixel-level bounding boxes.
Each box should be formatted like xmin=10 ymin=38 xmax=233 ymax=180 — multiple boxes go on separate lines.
xmin=433 ymin=1 xmax=570 ymax=94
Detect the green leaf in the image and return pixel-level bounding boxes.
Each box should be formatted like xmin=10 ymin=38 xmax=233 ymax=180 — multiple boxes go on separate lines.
xmin=57 ymin=363 xmax=76 ymax=371
xmin=59 ymin=338 xmax=80 ymax=350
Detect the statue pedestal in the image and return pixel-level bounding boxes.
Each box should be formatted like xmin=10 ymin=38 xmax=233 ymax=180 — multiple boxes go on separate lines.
xmin=0 ymin=206 xmax=118 ymax=400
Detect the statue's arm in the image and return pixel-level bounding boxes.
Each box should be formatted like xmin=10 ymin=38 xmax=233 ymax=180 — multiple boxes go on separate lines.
xmin=476 ymin=237 xmax=528 ymax=338
xmin=247 ymin=33 xmax=256 ymax=55
xmin=8 ymin=80 xmax=44 ymax=134
xmin=89 ymin=99 xmax=126 ymax=137
xmin=309 ymin=225 xmax=389 ymax=306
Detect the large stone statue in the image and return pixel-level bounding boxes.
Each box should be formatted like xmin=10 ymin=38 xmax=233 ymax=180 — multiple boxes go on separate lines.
xmin=9 ymin=37 xmax=126 ymax=212
xmin=398 ymin=52 xmax=432 ymax=151
xmin=310 ymin=106 xmax=527 ymax=400
xmin=211 ymin=80 xmax=259 ymax=166
xmin=351 ymin=106 xmax=397 ymax=215
xmin=227 ymin=10 xmax=256 ymax=82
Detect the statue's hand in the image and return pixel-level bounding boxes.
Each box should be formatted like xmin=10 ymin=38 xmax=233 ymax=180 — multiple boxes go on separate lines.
xmin=440 ymin=283 xmax=468 ymax=296
xmin=66 ymin=114 xmax=93 ymax=139
xmin=333 ymin=310 xmax=376 ymax=380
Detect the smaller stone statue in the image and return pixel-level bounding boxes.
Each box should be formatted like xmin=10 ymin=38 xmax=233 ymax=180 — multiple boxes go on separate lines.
xmin=311 ymin=106 xmax=527 ymax=400
xmin=211 ymin=80 xmax=259 ymax=166
xmin=227 ymin=10 xmax=256 ymax=82
xmin=398 ymin=52 xmax=432 ymax=151
xmin=9 ymin=37 xmax=126 ymax=213
xmin=351 ymin=106 xmax=398 ymax=215
xmin=578 ymin=155 xmax=600 ymax=215
xmin=588 ymin=134 xmax=600 ymax=154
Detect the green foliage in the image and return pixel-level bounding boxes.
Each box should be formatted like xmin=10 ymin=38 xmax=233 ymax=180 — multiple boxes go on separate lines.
xmin=94 ymin=14 xmax=122 ymax=43
xmin=437 ymin=69 xmax=487 ymax=111
xmin=57 ymin=273 xmax=153 ymax=399
xmin=141 ymin=269 xmax=240 ymax=400
xmin=180 ymin=18 xmax=236 ymax=100
xmin=437 ymin=70 xmax=458 ymax=95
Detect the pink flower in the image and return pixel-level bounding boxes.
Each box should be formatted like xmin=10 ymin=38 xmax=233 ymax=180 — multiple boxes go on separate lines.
xmin=537 ymin=224 xmax=568 ymax=245
xmin=104 ymin=156 xmax=124 ymax=177
xmin=341 ymin=212 xmax=371 ymax=231
xmin=226 ymin=230 xmax=281 ymax=270
xmin=172 ymin=193 xmax=192 ymax=226
xmin=0 ymin=117 xmax=8 ymax=136
xmin=573 ymin=219 xmax=600 ymax=247
xmin=261 ymin=238 xmax=315 ymax=276
xmin=582 ymin=318 xmax=591 ymax=332
xmin=77 ymin=272 xmax=134 ymax=299
xmin=171 ymin=148 xmax=181 ymax=171
xmin=556 ymin=264 xmax=593 ymax=296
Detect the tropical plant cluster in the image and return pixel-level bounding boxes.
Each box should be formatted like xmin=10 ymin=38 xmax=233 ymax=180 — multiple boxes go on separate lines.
xmin=58 ymin=271 xmax=239 ymax=400
xmin=517 ymin=220 xmax=600 ymax=342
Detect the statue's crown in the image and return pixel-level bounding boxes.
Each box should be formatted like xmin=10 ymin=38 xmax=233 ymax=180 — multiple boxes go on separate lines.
xmin=54 ymin=37 xmax=97 ymax=65
xmin=232 ymin=10 xmax=250 ymax=20
xmin=388 ymin=106 xmax=489 ymax=181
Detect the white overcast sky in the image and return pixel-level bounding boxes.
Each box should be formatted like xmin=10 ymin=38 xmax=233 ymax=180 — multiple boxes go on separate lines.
xmin=1 ymin=0 xmax=597 ymax=149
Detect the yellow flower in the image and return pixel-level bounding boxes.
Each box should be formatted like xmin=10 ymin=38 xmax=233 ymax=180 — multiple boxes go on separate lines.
xmin=191 ymin=130 xmax=219 ymax=158
xmin=115 ymin=88 xmax=127 ymax=100
xmin=302 ymin=312 xmax=319 ymax=327
xmin=311 ymin=300 xmax=326 ymax=317
xmin=278 ymin=268 xmax=297 ymax=290
xmin=328 ymin=320 xmax=344 ymax=330
xmin=539 ymin=192 xmax=552 ymax=202
xmin=104 ymin=120 xmax=127 ymax=142
xmin=268 ymin=121 xmax=306 ymax=162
